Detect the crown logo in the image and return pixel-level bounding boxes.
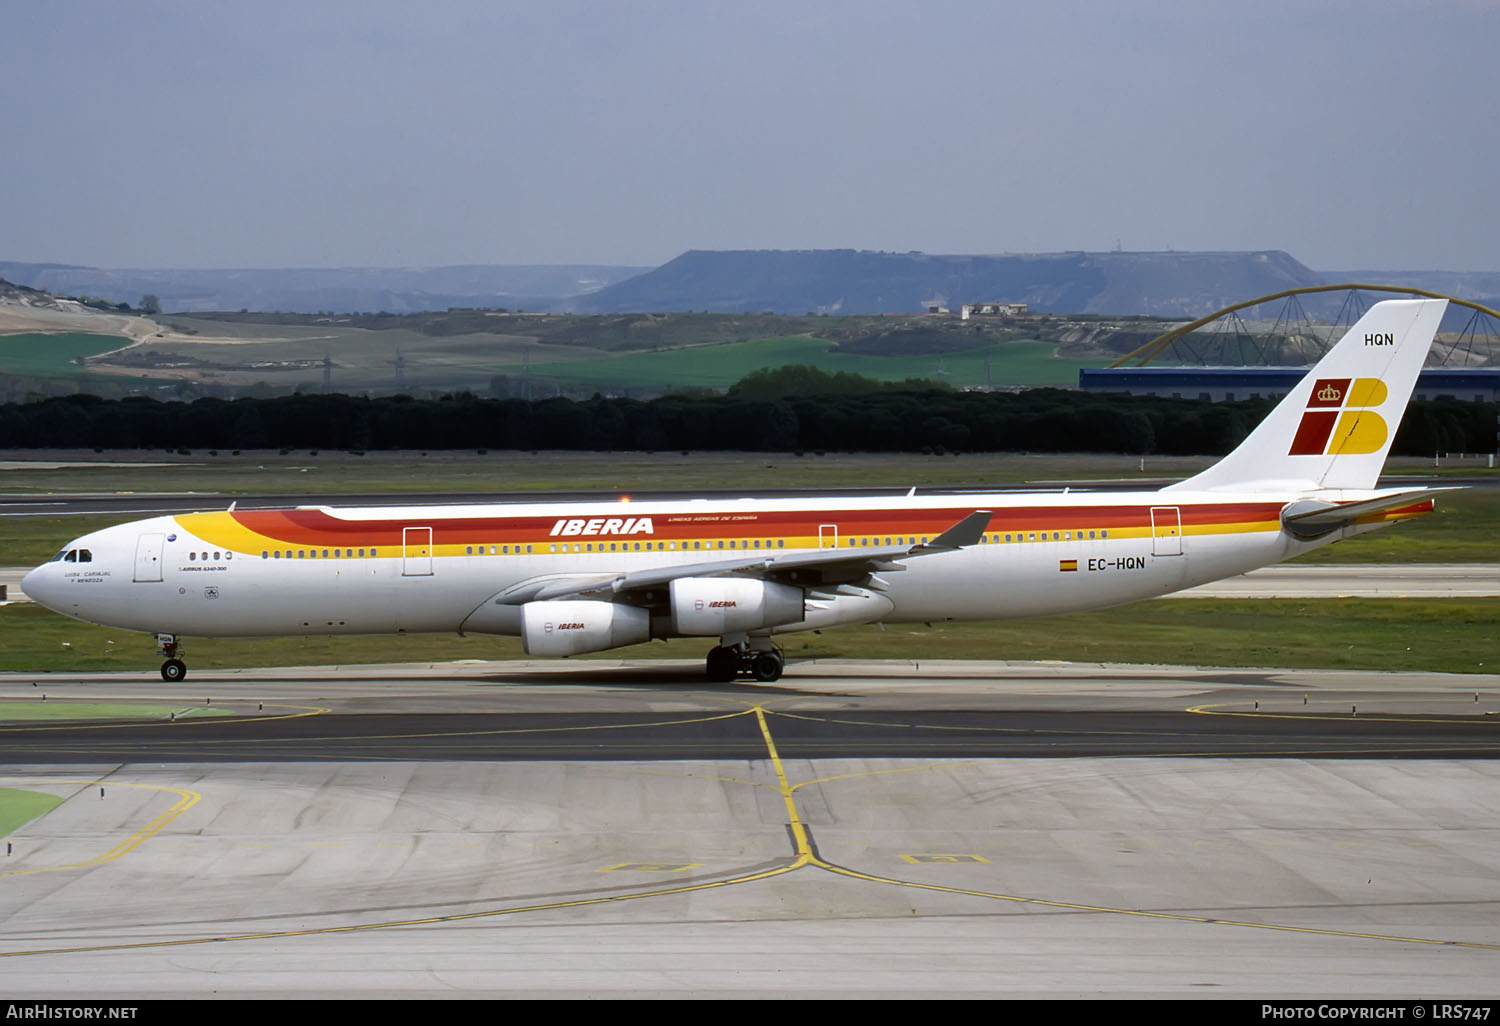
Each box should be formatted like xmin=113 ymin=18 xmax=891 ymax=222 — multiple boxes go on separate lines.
xmin=1316 ymin=383 xmax=1342 ymax=402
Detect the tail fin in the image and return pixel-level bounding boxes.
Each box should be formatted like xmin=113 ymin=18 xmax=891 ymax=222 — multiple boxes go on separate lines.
xmin=1165 ymin=298 xmax=1447 ymax=493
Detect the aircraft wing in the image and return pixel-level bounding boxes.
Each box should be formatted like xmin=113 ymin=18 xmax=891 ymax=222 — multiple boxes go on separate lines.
xmin=495 ymin=510 xmax=992 ymax=604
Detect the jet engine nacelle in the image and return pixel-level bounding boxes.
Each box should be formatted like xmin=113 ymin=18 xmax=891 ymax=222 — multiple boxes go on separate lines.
xmin=521 ymin=600 xmax=650 ymax=656
xmin=669 ymin=577 xmax=804 ymax=636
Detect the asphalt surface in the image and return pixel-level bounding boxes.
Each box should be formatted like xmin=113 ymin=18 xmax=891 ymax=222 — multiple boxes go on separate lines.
xmin=3 ymin=694 xmax=1498 ymax=762
xmin=2 ymin=659 xmax=1497 ymax=764
xmin=3 ymin=661 xmax=1498 ymax=998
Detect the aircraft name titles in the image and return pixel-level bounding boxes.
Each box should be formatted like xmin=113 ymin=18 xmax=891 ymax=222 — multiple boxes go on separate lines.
xmin=550 ymin=517 xmax=655 ymax=537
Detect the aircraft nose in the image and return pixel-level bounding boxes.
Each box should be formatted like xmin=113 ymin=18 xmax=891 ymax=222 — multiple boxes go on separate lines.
xmin=20 ymin=565 xmax=60 ymax=610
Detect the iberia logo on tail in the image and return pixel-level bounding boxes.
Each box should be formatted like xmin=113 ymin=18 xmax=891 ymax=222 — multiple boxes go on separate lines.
xmin=1288 ymin=377 xmax=1390 ymax=456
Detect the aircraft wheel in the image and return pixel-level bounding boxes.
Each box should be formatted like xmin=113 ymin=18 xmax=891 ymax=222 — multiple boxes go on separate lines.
xmin=750 ymin=651 xmax=783 ymax=683
xmin=705 ymin=646 xmax=737 ymax=683
xmin=161 ymin=659 xmax=187 ymax=682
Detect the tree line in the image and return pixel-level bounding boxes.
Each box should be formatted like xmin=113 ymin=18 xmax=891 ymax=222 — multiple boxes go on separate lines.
xmin=1 ymin=389 xmax=1491 ymax=457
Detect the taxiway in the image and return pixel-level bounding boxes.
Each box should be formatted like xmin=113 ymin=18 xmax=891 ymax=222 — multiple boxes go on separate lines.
xmin=1 ymin=660 xmax=1497 ymax=998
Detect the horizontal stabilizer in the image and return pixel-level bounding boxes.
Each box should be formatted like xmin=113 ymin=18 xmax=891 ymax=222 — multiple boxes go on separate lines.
xmin=1281 ymin=488 xmax=1455 ymax=540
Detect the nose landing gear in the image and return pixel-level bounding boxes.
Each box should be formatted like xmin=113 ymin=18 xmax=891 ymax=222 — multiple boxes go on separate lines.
xmin=156 ymin=633 xmax=187 ymax=682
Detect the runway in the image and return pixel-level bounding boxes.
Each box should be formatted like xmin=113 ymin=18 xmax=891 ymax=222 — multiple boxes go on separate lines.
xmin=2 ymin=665 xmax=1497 ymax=762
xmin=1 ymin=660 xmax=1498 ymax=998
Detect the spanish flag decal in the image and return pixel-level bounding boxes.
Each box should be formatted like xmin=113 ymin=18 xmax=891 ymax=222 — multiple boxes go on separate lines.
xmin=1059 ymin=559 xmax=1078 ymax=572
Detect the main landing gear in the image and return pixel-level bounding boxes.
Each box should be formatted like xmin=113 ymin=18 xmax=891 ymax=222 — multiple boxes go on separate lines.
xmin=156 ymin=633 xmax=187 ymax=682
xmin=705 ymin=642 xmax=784 ymax=683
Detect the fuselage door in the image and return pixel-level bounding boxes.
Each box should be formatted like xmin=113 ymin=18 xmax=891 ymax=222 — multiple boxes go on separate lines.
xmin=1150 ymin=506 xmax=1183 ymax=556
xmin=133 ymin=533 xmax=165 ymax=582
xmin=818 ymin=524 xmax=839 ymax=549
xmin=402 ymin=526 xmax=434 ymax=576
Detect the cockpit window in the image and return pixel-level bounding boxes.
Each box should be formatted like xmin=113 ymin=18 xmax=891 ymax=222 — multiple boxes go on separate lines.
xmin=64 ymin=550 xmax=77 ymax=563
xmin=78 ymin=549 xmax=92 ymax=563
xmin=50 ymin=549 xmax=68 ymax=562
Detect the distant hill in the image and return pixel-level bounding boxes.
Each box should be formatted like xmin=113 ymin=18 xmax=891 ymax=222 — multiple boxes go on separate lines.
xmin=4 ymin=252 xmax=1492 ymax=320
xmin=560 ymin=249 xmax=1326 ymax=318
xmin=0 ymin=262 xmax=650 ymax=315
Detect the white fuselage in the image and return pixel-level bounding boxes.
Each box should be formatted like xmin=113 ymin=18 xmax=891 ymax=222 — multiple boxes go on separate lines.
xmin=20 ymin=487 xmax=1408 ymax=642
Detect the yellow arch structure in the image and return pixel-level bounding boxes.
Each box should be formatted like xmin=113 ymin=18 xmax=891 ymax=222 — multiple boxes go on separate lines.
xmin=1108 ymin=284 xmax=1500 ymax=368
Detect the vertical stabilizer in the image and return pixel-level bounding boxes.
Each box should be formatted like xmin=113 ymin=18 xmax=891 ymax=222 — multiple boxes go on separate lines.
xmin=1165 ymin=298 xmax=1447 ymax=493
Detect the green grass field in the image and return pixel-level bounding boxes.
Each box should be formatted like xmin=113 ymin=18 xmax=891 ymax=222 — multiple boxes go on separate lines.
xmin=0 ymin=598 xmax=1493 ymax=675
xmin=0 ymin=787 xmax=64 ymax=838
xmin=527 ymin=335 xmax=1102 ymax=391
xmin=0 ymin=700 xmax=231 ymax=722
xmin=0 ymin=319 xmax=1102 ymax=395
xmin=0 ymin=333 xmax=131 ymax=374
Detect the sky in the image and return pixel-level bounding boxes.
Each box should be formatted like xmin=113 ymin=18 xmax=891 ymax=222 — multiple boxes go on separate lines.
xmin=3 ymin=0 xmax=1497 ymax=271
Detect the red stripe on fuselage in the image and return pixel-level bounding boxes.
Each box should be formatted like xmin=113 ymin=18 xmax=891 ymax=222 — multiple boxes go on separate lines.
xmin=229 ymin=501 xmax=1286 ymax=547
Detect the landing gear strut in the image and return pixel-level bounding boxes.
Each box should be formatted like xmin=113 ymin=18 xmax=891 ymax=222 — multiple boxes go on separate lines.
xmin=704 ymin=643 xmax=784 ymax=683
xmin=156 ymin=633 xmax=187 ymax=682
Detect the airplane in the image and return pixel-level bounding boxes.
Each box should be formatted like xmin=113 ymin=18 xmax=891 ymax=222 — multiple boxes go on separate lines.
xmin=22 ymin=298 xmax=1451 ymax=684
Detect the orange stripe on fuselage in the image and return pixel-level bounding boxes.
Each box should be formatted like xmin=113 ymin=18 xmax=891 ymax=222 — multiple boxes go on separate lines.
xmin=175 ymin=502 xmax=1293 ymax=553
